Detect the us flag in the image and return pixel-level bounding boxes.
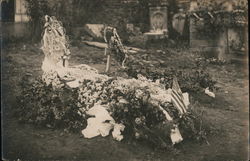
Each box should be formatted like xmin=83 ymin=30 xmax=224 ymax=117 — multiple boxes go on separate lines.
xmin=171 ymin=76 xmax=187 ymax=115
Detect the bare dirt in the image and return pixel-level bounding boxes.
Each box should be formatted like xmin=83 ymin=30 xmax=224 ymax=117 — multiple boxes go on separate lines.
xmin=1 ymin=42 xmax=249 ymax=161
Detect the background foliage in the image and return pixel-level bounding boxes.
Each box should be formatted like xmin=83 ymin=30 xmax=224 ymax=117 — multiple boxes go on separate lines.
xmin=25 ymin=0 xmax=181 ymax=42
xmin=189 ymin=0 xmax=248 ymax=36
xmin=25 ymin=0 xmax=106 ymax=41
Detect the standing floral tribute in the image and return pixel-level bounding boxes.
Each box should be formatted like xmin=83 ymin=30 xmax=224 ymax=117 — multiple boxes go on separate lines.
xmin=103 ymin=26 xmax=129 ymax=73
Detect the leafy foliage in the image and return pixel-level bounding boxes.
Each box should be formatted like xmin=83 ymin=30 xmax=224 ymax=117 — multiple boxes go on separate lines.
xmin=70 ymin=0 xmax=105 ymax=25
xmin=25 ymin=0 xmax=106 ymax=41
xmin=16 ymin=76 xmax=86 ymax=132
xmin=189 ymin=0 xmax=248 ymax=38
xmin=25 ymin=0 xmax=51 ymax=41
xmin=124 ymin=50 xmax=216 ymax=93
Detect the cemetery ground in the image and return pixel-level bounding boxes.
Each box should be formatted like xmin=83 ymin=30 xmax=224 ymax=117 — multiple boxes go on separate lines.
xmin=2 ymin=41 xmax=249 ymax=161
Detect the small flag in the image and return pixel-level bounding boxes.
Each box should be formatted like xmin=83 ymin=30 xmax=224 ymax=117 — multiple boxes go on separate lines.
xmin=171 ymin=76 xmax=187 ymax=115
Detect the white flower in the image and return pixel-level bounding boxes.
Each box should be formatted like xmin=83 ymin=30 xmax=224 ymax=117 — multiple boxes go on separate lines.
xmin=135 ymin=89 xmax=143 ymax=98
xmin=155 ymin=79 xmax=161 ymax=84
xmin=135 ymin=117 xmax=142 ymax=125
xmin=119 ymin=99 xmax=129 ymax=104
xmin=135 ymin=132 xmax=140 ymax=139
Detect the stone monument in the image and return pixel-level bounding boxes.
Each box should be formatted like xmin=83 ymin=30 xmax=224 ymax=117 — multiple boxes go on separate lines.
xmin=144 ymin=0 xmax=168 ymax=39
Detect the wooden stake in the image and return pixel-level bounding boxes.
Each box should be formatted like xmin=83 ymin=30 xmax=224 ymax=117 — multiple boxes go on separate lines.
xmin=64 ymin=59 xmax=69 ymax=67
xmin=105 ymin=54 xmax=111 ymax=73
xmin=105 ymin=47 xmax=111 ymax=73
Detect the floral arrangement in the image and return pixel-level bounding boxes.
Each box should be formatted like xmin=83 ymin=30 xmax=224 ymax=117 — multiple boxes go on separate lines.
xmin=41 ymin=15 xmax=70 ymax=65
xmin=17 ymin=68 xmax=209 ymax=148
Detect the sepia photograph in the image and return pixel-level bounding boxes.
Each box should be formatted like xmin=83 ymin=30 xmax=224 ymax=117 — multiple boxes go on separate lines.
xmin=1 ymin=0 xmax=249 ymax=160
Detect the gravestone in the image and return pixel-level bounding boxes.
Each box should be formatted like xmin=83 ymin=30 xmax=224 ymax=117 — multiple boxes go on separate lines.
xmin=144 ymin=0 xmax=168 ymax=39
xmin=84 ymin=24 xmax=105 ymax=38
